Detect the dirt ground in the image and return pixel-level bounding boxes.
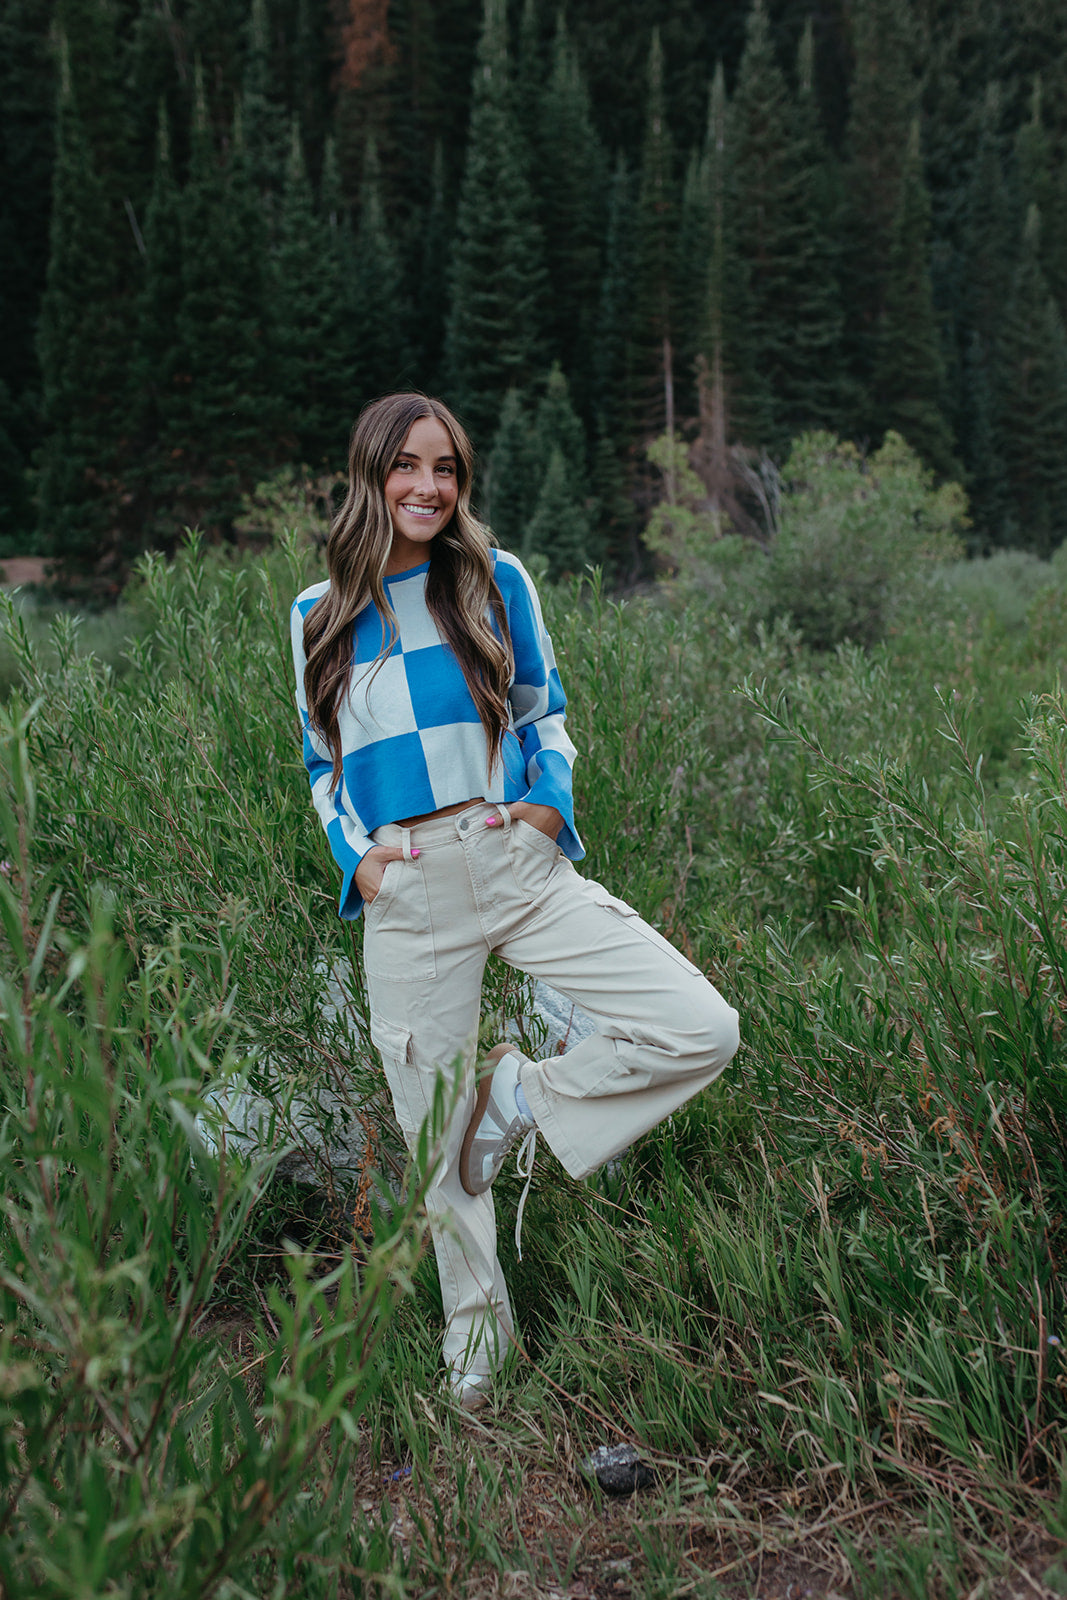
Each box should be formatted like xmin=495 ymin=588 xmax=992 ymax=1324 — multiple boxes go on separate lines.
xmin=200 ymin=1307 xmax=1066 ymax=1600
xmin=357 ymin=1415 xmax=1067 ymax=1600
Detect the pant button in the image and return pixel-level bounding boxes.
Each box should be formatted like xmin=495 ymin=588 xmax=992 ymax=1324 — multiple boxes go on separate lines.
xmin=459 ymin=819 xmax=469 ymax=831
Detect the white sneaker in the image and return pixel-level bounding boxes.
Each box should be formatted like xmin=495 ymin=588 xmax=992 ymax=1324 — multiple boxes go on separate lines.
xmin=454 ymin=1376 xmax=491 ymax=1413
xmin=459 ymin=1047 xmax=534 ymax=1196
xmin=458 ymin=1046 xmax=538 ymax=1257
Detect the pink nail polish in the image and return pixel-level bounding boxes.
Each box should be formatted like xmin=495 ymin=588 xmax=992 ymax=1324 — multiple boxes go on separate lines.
xmin=411 ymin=847 xmax=421 ymax=858
xmin=486 ymin=816 xmax=499 ymax=827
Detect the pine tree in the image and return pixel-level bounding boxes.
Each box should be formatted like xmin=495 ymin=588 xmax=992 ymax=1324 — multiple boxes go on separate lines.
xmin=294 ymin=0 xmax=333 ymax=176
xmin=1015 ymin=75 xmax=1067 ymax=310
xmin=172 ymin=63 xmax=278 ymax=537
xmin=537 ymin=362 xmax=602 ymax=564
xmin=591 ymin=154 xmax=638 ymax=568
xmin=535 ymin=15 xmax=607 ymax=405
xmin=674 ymin=143 xmax=712 ymax=423
xmin=317 ymin=134 xmax=363 ymax=437
xmin=514 ymin=0 xmax=544 ymax=154
xmin=592 ymin=154 xmax=636 ymax=449
xmin=241 ymin=0 xmax=288 ymax=210
xmin=126 ymin=0 xmax=182 ymax=196
xmin=724 ymin=0 xmax=792 ymax=450
xmin=1015 ymin=76 xmax=1054 ymax=225
xmin=783 ymin=19 xmax=848 ymax=435
xmin=629 ymin=29 xmax=678 ymax=438
xmin=534 ymin=363 xmax=586 ymax=488
xmin=485 ymin=387 xmax=538 ymax=550
xmin=131 ymin=103 xmax=185 ymax=540
xmin=412 ymin=139 xmax=450 ymax=389
xmin=0 ymin=0 xmax=55 ymax=415
xmin=36 ymin=32 xmax=133 ymax=573
xmin=525 ymin=445 xmax=591 ymax=577
xmin=995 ymin=205 xmax=1067 ymax=554
xmin=872 ymin=119 xmax=956 ymax=475
xmin=443 ymin=0 xmax=547 ymax=448
xmin=350 ymin=136 xmax=412 ymax=402
xmin=685 ymin=62 xmax=740 ymax=516
xmin=957 ymin=83 xmax=1013 ymax=536
xmin=273 ymin=119 xmax=350 ymax=464
xmin=840 ymin=0 xmax=919 ymax=422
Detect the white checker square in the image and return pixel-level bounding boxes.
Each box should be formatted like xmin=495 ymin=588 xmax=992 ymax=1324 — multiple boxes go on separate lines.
xmin=341 ymin=652 xmax=418 ymax=740
xmin=390 ymin=576 xmax=445 ymax=652
xmin=418 ymin=721 xmax=493 ymax=809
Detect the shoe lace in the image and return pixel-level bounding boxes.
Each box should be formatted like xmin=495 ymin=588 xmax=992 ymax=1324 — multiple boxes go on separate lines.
xmin=512 ymin=1128 xmax=538 ymax=1261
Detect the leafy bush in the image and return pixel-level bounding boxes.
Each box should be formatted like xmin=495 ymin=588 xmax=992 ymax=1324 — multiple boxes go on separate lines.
xmin=0 ymin=699 xmax=430 ymax=1597
xmin=767 ymin=432 xmax=966 ymax=649
xmin=645 ymin=429 xmax=967 ymax=651
xmin=938 ymin=547 xmax=1061 ymax=632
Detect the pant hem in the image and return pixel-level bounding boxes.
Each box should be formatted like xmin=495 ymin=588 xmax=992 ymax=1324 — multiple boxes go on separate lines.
xmin=521 ymin=1067 xmax=594 ymax=1178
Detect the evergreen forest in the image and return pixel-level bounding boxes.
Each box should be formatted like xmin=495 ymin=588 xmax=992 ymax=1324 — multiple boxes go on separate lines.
xmin=5 ymin=0 xmax=1067 ymax=581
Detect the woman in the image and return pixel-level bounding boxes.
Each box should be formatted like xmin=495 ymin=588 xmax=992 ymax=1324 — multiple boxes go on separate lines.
xmin=291 ymin=393 xmax=739 ymax=1411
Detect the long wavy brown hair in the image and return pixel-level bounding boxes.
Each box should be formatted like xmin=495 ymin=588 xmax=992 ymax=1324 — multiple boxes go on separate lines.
xmin=303 ymin=393 xmax=512 ymax=791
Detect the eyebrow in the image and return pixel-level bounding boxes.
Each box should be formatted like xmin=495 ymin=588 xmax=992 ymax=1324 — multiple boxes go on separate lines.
xmin=395 ymin=449 xmax=456 ymax=463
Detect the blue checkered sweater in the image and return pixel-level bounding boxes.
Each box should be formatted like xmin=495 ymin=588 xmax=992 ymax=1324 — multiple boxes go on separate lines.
xmin=291 ymin=548 xmax=583 ymax=919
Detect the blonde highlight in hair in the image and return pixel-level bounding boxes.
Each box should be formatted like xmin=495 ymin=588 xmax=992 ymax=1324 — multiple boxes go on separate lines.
xmin=303 ymin=394 xmax=512 ymax=791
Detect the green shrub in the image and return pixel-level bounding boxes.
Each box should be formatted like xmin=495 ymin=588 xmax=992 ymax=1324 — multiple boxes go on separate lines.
xmin=644 ymin=429 xmax=967 ymax=652
xmin=767 ymin=431 xmax=966 ymax=650
xmin=0 ymin=699 xmax=431 ymax=1598
xmin=938 ymin=547 xmax=1060 ymax=632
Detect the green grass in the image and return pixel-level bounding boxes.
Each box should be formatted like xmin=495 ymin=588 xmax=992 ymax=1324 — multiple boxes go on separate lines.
xmin=0 ymin=529 xmax=1065 ymax=1596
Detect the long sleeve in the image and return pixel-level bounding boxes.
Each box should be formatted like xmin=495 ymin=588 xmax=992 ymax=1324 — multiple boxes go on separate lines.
xmin=499 ymin=554 xmax=583 ymax=860
xmin=290 ymin=593 xmax=374 ymax=919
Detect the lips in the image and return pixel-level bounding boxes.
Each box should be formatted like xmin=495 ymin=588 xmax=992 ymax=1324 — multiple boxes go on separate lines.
xmin=400 ymin=503 xmax=438 ymax=518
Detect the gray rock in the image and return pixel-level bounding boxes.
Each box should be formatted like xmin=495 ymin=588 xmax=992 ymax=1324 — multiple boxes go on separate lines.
xmin=581 ymin=1443 xmax=656 ymax=1495
xmin=197 ymin=965 xmax=599 ymax=1186
xmin=506 ymin=980 xmax=598 ymax=1057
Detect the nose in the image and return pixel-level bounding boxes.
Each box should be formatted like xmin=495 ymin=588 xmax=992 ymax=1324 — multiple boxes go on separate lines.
xmin=412 ymin=465 xmax=437 ymax=498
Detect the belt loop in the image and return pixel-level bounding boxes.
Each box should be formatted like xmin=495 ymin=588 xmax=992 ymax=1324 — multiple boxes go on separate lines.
xmin=497 ymin=801 xmax=512 ymax=833
xmin=401 ymin=827 xmax=414 ymax=862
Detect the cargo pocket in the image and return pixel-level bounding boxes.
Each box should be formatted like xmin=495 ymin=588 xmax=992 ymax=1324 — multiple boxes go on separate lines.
xmin=584 ymin=879 xmax=703 ymax=977
xmin=369 ymin=1012 xmax=422 ymax=1147
xmin=364 ymin=859 xmax=437 ymax=980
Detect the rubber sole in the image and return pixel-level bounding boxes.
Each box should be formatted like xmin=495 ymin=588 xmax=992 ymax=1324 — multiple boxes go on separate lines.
xmin=458 ymin=1066 xmax=498 ymax=1197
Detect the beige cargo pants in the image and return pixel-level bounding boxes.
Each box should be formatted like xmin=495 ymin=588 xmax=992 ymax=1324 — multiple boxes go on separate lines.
xmin=364 ymin=801 xmax=740 ymax=1386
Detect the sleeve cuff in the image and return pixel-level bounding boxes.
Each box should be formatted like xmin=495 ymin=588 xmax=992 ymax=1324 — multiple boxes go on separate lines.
xmin=524 ymin=765 xmax=583 ymax=860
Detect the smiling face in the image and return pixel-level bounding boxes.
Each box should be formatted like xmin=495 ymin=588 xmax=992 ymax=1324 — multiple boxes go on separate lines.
xmin=382 ymin=416 xmax=459 ymax=574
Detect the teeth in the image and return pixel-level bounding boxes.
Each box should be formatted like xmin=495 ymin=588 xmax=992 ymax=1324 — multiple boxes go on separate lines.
xmin=401 ymin=504 xmax=437 ymax=517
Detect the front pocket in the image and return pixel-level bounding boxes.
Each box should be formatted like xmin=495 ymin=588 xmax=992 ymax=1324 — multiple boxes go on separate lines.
xmin=583 ymin=879 xmax=703 ymax=977
xmin=505 ymin=818 xmax=561 ymax=902
xmin=366 ymin=856 xmax=400 ymax=912
xmin=513 ymin=817 xmax=561 ymax=855
xmin=363 ymin=861 xmax=437 ymax=980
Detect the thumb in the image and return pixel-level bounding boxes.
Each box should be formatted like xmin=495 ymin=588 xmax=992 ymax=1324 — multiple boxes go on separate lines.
xmin=377 ymin=844 xmax=408 ymax=862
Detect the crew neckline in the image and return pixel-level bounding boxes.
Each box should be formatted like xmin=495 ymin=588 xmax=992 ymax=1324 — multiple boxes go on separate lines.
xmin=384 ymin=559 xmax=431 ymax=583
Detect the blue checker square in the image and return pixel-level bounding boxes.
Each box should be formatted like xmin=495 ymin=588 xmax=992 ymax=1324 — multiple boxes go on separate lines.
xmin=344 ymin=731 xmax=436 ymax=824
xmin=406 ymin=643 xmax=482 ymax=728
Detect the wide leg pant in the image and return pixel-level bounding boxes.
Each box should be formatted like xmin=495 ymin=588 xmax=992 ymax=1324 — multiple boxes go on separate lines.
xmin=364 ymin=801 xmax=740 ymax=1384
